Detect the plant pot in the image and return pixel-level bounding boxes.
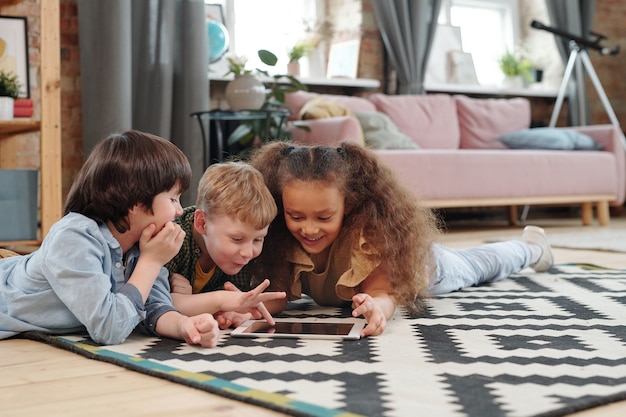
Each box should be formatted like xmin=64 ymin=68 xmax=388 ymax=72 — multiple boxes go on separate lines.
xmin=287 ymin=61 xmax=300 ymax=76
xmin=501 ymin=76 xmax=524 ymax=90
xmin=225 ymin=74 xmax=266 ymax=110
xmin=0 ymin=96 xmax=14 ymax=121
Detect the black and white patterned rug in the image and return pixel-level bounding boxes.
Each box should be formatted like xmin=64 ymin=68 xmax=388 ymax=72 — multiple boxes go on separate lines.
xmin=22 ymin=264 xmax=626 ymax=417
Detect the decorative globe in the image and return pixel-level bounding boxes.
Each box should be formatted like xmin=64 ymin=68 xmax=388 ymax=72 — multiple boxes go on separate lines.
xmin=207 ymin=20 xmax=229 ymax=63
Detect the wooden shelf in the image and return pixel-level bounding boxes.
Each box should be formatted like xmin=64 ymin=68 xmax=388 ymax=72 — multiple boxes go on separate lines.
xmin=210 ymin=74 xmax=380 ymax=91
xmin=0 ymin=1 xmax=61 ymax=247
xmin=425 ymin=82 xmax=560 ymax=98
xmin=0 ymin=120 xmax=40 ymax=136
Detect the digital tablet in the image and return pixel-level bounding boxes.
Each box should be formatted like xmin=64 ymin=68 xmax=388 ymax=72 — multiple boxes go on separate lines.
xmin=231 ymin=320 xmax=365 ymax=340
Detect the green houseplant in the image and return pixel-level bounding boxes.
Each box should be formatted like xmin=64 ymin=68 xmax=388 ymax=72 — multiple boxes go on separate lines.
xmin=226 ymin=49 xmax=308 ymax=154
xmin=498 ymin=50 xmax=533 ymax=82
xmin=288 ymin=41 xmax=314 ymax=63
xmin=0 ymin=70 xmax=20 ymax=99
xmin=0 ymin=70 xmax=20 ymax=120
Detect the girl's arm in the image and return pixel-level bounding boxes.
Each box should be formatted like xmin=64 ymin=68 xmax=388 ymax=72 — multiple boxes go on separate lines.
xmin=351 ymin=265 xmax=397 ymax=337
xmin=262 ymin=297 xmax=289 ymax=314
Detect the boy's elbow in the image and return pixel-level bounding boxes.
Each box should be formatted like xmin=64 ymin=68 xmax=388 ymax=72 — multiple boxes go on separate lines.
xmin=90 ymin=331 xmax=128 ymax=345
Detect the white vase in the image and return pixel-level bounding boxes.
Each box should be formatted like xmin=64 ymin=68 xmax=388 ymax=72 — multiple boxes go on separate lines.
xmin=0 ymin=96 xmax=14 ymax=121
xmin=225 ymin=74 xmax=266 ymax=110
xmin=307 ymin=45 xmax=327 ymax=78
xmin=501 ymin=76 xmax=524 ymax=90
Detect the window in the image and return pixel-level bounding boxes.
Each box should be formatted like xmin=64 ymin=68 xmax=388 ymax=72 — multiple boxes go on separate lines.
xmin=427 ymin=0 xmax=562 ymax=90
xmin=449 ymin=0 xmax=518 ymax=85
xmin=208 ymin=0 xmax=321 ymax=76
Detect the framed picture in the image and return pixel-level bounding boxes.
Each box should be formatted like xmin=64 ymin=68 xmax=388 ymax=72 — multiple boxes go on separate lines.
xmin=0 ymin=16 xmax=30 ymax=98
xmin=327 ymin=40 xmax=360 ymax=79
xmin=426 ymin=24 xmax=463 ymax=84
xmin=448 ymin=50 xmax=478 ymax=85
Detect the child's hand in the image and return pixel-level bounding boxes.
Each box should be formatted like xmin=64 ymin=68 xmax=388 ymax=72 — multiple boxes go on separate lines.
xmin=179 ymin=313 xmax=220 ymax=347
xmin=139 ymin=221 xmax=186 ymax=266
xmin=214 ymin=311 xmax=253 ymax=329
xmin=170 ymin=272 xmax=192 ymax=294
xmin=352 ymin=293 xmax=388 ymax=337
xmin=223 ymin=280 xmax=285 ymax=325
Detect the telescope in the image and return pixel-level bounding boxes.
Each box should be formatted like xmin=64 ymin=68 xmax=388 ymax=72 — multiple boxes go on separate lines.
xmin=530 ymin=20 xmax=619 ymax=56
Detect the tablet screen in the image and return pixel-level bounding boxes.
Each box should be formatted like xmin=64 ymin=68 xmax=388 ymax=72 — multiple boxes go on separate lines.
xmin=231 ymin=320 xmax=364 ymax=340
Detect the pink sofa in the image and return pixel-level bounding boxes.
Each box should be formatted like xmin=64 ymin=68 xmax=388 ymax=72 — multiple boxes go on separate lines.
xmin=285 ymin=91 xmax=626 ymax=226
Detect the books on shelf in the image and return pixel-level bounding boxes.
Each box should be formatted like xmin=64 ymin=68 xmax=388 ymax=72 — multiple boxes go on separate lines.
xmin=13 ymin=99 xmax=34 ymax=118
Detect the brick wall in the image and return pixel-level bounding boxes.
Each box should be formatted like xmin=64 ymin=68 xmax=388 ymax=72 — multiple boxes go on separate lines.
xmin=2 ymin=0 xmax=81 ymax=200
xmin=59 ymin=0 xmax=82 ymax=198
xmin=10 ymin=0 xmax=626 ymax=201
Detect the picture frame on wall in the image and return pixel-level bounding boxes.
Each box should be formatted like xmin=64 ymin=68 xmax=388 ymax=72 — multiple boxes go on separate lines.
xmin=0 ymin=16 xmax=30 ymax=98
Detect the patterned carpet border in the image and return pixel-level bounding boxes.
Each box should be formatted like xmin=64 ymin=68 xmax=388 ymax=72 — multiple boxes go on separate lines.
xmin=21 ymin=330 xmax=356 ymax=417
xmin=19 ymin=263 xmax=626 ymax=417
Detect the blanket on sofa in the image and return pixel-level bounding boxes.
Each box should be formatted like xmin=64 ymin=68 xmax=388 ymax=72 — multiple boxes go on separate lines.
xmin=22 ymin=264 xmax=626 ymax=417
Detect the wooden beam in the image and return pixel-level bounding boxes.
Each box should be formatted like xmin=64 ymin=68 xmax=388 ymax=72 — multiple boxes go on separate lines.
xmin=39 ymin=0 xmax=62 ymax=237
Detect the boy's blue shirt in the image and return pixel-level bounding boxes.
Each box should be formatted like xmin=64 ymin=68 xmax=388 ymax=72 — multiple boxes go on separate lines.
xmin=0 ymin=212 xmax=176 ymax=344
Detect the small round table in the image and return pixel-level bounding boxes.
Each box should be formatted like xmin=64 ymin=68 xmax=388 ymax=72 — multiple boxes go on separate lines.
xmin=190 ymin=109 xmax=290 ymax=166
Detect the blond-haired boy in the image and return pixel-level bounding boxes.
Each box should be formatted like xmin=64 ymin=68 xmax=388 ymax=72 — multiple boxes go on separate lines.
xmin=166 ymin=161 xmax=279 ymax=328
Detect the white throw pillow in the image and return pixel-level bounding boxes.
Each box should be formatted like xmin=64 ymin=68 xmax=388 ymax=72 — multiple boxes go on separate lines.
xmin=353 ymin=111 xmax=420 ymax=150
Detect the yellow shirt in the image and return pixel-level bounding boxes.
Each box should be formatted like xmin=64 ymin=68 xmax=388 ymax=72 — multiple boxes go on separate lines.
xmin=287 ymin=230 xmax=382 ymax=306
xmin=193 ymin=261 xmax=217 ymax=294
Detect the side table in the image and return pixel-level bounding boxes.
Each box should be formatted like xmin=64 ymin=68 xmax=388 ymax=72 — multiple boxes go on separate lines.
xmin=190 ymin=109 xmax=290 ymax=166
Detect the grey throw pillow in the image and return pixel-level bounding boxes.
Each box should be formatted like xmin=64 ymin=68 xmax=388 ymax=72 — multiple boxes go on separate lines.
xmin=499 ymin=127 xmax=603 ymax=150
xmin=353 ymin=111 xmax=420 ymax=150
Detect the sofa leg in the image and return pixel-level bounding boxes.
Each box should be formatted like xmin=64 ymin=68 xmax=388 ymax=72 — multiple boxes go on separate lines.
xmin=507 ymin=205 xmax=519 ymax=225
xmin=596 ymin=201 xmax=610 ymax=226
xmin=581 ymin=202 xmax=592 ymax=225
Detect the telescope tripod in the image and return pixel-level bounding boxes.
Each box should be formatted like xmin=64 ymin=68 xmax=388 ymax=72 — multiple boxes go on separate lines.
xmin=520 ymin=41 xmax=626 ymax=223
xmin=550 ymin=41 xmax=626 ymax=149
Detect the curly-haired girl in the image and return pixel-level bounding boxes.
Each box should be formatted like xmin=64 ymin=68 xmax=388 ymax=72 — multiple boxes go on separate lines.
xmin=248 ymin=141 xmax=553 ymax=338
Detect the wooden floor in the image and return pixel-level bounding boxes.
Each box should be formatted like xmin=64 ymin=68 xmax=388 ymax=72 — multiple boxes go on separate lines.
xmin=3 ymin=210 xmax=626 ymax=417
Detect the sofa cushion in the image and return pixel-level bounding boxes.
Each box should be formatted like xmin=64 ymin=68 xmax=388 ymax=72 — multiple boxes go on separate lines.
xmin=373 ymin=148 xmax=618 ymax=201
xmin=455 ymin=95 xmax=531 ymax=149
xmin=284 ymin=91 xmax=376 ymax=121
xmin=353 ymin=111 xmax=420 ymax=150
xmin=321 ymin=94 xmax=377 ymax=113
xmin=369 ymin=94 xmax=460 ymax=149
xmin=299 ymin=97 xmax=354 ymax=120
xmin=500 ymin=127 xmax=603 ymax=150
xmin=289 ymin=116 xmax=365 ymax=146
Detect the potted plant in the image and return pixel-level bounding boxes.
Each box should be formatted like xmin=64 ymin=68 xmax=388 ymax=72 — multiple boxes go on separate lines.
xmin=0 ymin=70 xmax=20 ymax=121
xmin=223 ymin=55 xmax=266 ymax=111
xmin=498 ymin=50 xmax=534 ymax=88
xmin=226 ymin=49 xmax=308 ymax=155
xmin=287 ymin=41 xmax=314 ymax=76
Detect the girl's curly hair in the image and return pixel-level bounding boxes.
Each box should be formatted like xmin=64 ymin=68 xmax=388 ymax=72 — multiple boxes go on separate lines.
xmin=249 ymin=141 xmax=441 ymax=311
